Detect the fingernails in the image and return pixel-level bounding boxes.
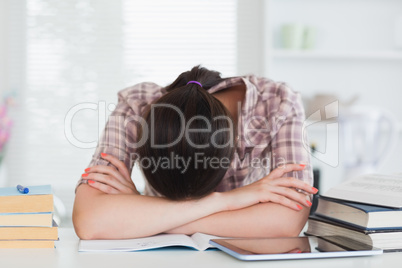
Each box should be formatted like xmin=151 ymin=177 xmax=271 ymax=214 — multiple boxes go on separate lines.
xmin=299 ymin=164 xmax=306 ymax=168
xmin=85 ymin=168 xmax=90 ymax=172
xmin=101 ymin=153 xmax=107 ymax=157
xmin=295 ymin=250 xmax=302 ymax=253
xmin=306 ymin=200 xmax=312 ymax=207
xmin=312 ymin=187 xmax=319 ymax=194
xmin=82 ymin=173 xmax=88 ymax=177
xmin=88 ymin=179 xmax=95 ymax=184
xmin=296 ymin=204 xmax=303 ymax=210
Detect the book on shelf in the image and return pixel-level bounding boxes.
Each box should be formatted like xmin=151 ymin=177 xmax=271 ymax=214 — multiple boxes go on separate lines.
xmin=0 ymin=212 xmax=53 ymax=227
xmin=0 ymin=185 xmax=54 ymax=213
xmin=305 ymin=215 xmax=402 ymax=252
xmin=321 ymin=173 xmax=402 ymax=208
xmin=315 ymin=196 xmax=402 ymax=230
xmin=79 ymin=232 xmax=223 ymax=252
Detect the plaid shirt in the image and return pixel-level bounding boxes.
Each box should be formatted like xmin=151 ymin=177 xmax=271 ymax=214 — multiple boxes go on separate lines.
xmin=77 ymin=76 xmax=313 ymax=196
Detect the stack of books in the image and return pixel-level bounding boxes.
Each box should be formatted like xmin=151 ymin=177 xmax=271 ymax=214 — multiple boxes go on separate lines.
xmin=0 ymin=185 xmax=58 ymax=248
xmin=306 ymin=174 xmax=402 ymax=252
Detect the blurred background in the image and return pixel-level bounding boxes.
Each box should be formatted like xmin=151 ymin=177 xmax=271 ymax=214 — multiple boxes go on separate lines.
xmin=0 ymin=0 xmax=401 ymax=226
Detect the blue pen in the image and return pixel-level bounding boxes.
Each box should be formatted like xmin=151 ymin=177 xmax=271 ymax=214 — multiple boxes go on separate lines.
xmin=17 ymin=185 xmax=29 ymax=194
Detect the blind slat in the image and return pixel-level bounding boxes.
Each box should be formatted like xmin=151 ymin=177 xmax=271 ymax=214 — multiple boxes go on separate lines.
xmin=5 ymin=0 xmax=237 ymax=217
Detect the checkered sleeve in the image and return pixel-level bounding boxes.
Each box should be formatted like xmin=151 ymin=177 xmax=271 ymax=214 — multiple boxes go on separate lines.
xmin=268 ymin=83 xmax=313 ymax=186
xmin=75 ymin=91 xmax=141 ymax=190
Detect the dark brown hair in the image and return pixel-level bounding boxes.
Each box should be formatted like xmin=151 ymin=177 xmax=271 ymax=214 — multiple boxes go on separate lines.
xmin=137 ymin=66 xmax=237 ymax=200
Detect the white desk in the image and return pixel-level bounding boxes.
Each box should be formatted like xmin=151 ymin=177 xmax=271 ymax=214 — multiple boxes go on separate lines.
xmin=1 ymin=228 xmax=401 ymax=268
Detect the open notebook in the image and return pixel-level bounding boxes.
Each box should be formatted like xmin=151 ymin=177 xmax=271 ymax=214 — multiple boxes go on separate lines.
xmin=78 ymin=233 xmax=223 ymax=252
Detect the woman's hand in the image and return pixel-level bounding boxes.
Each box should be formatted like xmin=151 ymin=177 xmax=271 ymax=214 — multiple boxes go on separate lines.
xmin=82 ymin=153 xmax=139 ymax=195
xmin=221 ymin=164 xmax=317 ymax=212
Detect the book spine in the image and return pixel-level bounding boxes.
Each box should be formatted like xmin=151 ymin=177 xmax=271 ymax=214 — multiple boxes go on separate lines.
xmin=310 ymin=215 xmax=402 ymax=233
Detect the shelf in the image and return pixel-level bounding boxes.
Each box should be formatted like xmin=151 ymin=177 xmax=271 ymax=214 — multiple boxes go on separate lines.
xmin=271 ymin=49 xmax=402 ymax=60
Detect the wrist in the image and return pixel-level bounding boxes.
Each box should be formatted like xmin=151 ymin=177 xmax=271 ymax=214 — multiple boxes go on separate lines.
xmin=201 ymin=191 xmax=228 ymax=214
xmin=208 ymin=191 xmax=230 ymax=212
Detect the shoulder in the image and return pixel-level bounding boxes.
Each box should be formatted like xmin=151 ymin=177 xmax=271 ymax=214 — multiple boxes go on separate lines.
xmin=114 ymin=82 xmax=165 ymax=115
xmin=244 ymin=75 xmax=298 ymax=101
xmin=118 ymin=82 xmax=164 ymax=102
xmin=245 ymin=75 xmax=305 ymax=118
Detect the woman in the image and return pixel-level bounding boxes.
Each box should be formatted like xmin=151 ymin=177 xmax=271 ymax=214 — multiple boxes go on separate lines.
xmin=73 ymin=66 xmax=317 ymax=239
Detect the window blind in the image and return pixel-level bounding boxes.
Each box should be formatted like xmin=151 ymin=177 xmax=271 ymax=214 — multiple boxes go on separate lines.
xmin=3 ymin=0 xmax=237 ymax=214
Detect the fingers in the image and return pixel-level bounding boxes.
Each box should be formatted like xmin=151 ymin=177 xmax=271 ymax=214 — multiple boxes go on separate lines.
xmin=83 ymin=173 xmax=126 ymax=193
xmin=85 ymin=165 xmax=132 ymax=189
xmin=263 ymin=163 xmax=318 ymax=195
xmin=86 ymin=179 xmax=120 ymax=194
xmin=257 ymin=167 xmax=317 ymax=211
xmin=268 ymin=193 xmax=304 ymax=211
xmin=83 ymin=153 xmax=139 ymax=195
xmin=83 ymin=173 xmax=136 ymax=194
xmin=287 ymin=249 xmax=302 ymax=254
xmin=100 ymin=153 xmax=132 ymax=182
xmin=273 ymin=177 xmax=318 ymax=195
xmin=268 ymin=163 xmax=306 ymax=179
xmin=269 ymin=185 xmax=313 ymax=209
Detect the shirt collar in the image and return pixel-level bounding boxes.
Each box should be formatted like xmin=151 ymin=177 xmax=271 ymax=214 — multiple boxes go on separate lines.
xmin=209 ymin=76 xmax=259 ymax=158
xmin=209 ymin=76 xmax=258 ymax=115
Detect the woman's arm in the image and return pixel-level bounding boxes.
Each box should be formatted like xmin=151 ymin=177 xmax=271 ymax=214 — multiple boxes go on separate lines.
xmin=74 ymin=186 xmax=309 ymax=240
xmin=73 ymin=184 xmax=225 ymax=239
xmin=165 ymin=202 xmax=310 ymax=237
xmin=73 ymin=154 xmax=316 ymax=239
xmin=74 ymin=154 xmax=228 ymax=239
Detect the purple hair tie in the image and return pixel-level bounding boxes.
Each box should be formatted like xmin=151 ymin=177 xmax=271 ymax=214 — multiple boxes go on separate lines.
xmin=187 ymin=81 xmax=203 ymax=87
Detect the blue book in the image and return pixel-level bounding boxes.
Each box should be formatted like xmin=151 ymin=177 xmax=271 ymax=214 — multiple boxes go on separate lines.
xmin=0 ymin=185 xmax=52 ymax=196
xmin=0 ymin=185 xmax=54 ymax=213
xmin=315 ymin=196 xmax=402 ymax=231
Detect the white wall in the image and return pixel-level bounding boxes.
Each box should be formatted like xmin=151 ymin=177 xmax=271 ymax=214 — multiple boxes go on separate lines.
xmin=268 ymin=0 xmax=402 ymax=114
xmin=237 ymin=0 xmax=266 ymax=76
xmin=0 ymin=0 xmax=8 ymax=96
xmin=265 ymin=0 xmax=402 ymax=192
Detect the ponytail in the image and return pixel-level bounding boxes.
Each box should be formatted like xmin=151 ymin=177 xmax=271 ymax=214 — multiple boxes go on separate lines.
xmin=165 ymin=65 xmax=224 ymax=92
xmin=137 ymin=65 xmax=236 ymax=200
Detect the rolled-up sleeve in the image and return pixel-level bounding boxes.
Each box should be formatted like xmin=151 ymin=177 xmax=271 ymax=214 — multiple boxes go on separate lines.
xmin=75 ymin=92 xmax=141 ymax=190
xmin=268 ymin=83 xmax=313 ymax=186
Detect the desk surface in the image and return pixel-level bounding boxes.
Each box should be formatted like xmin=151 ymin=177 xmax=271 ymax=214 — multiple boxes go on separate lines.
xmin=1 ymin=228 xmax=401 ymax=268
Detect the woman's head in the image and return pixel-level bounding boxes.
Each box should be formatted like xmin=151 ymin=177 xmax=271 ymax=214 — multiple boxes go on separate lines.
xmin=137 ymin=66 xmax=237 ymax=200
